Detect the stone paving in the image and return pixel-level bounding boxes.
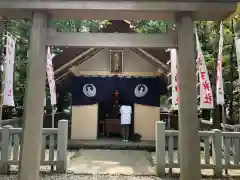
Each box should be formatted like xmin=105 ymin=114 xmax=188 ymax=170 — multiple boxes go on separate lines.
xmin=67 ymin=149 xmax=240 ymax=177
xmin=68 ymin=150 xmax=155 ymax=175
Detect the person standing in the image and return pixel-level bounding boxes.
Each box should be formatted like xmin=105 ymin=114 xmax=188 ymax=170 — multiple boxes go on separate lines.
xmin=120 ymin=105 xmax=132 ymax=142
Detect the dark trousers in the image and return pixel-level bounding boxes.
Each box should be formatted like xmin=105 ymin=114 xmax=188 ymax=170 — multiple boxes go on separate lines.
xmin=121 ymin=124 xmax=129 ymax=140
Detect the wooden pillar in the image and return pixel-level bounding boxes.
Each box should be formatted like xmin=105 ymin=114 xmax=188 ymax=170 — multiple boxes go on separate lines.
xmin=18 ymin=12 xmax=47 ymax=180
xmin=177 ymin=14 xmax=201 ymax=180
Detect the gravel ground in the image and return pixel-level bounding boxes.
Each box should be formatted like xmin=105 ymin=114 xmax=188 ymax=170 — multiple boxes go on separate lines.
xmin=0 ymin=173 xmax=238 ymax=180
xmin=150 ymin=152 xmax=240 ymax=178
xmin=0 ymin=150 xmax=238 ymax=180
xmin=0 ymin=174 xmax=179 ymax=180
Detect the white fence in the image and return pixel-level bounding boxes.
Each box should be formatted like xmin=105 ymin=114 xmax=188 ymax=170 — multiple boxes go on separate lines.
xmin=156 ymin=121 xmax=240 ymax=177
xmin=0 ymin=120 xmax=68 ymax=174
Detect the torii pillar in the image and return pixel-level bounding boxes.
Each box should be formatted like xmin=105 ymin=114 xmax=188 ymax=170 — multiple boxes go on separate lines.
xmin=18 ymin=12 xmax=47 ymax=180
xmin=177 ymin=14 xmax=201 ymax=180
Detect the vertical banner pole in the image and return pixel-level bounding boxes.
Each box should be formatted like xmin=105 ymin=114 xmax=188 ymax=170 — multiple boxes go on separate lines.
xmin=236 ymin=36 xmax=240 ymax=123
xmin=221 ymin=105 xmax=226 ymax=131
xmin=52 ymin=105 xmax=55 ymax=128
xmin=228 ymin=20 xmax=235 ymax=124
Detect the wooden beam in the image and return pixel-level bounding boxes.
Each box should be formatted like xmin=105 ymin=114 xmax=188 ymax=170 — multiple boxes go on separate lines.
xmin=55 ymin=48 xmax=104 ymax=81
xmin=56 ymin=69 xmax=161 ymax=84
xmin=46 ymin=32 xmax=177 ymax=48
xmin=0 ymin=1 xmax=236 ymax=20
xmin=73 ymin=70 xmax=160 ymax=77
xmin=137 ymin=48 xmax=168 ymax=70
xmin=128 ymin=48 xmax=165 ymax=74
xmin=55 ymin=48 xmax=96 ymax=74
xmin=56 ymin=71 xmax=70 ymax=83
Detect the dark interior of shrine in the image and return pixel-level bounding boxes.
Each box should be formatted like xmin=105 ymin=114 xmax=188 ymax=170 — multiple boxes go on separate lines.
xmin=97 ymin=90 xmax=134 ymax=139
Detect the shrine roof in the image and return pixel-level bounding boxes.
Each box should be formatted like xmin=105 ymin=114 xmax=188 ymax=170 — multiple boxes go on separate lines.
xmin=54 ymin=20 xmax=169 ymax=93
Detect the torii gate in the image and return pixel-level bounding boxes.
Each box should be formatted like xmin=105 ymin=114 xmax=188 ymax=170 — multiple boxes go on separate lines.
xmin=0 ymin=1 xmax=236 ymax=180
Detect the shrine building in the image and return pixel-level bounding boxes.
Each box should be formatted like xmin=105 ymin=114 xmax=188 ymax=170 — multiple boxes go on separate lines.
xmin=53 ymin=20 xmax=169 ymax=141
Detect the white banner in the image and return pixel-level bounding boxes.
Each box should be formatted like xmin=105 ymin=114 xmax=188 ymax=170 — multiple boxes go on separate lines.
xmin=46 ymin=47 xmax=56 ymax=105
xmin=3 ymin=33 xmax=15 ymax=106
xmin=235 ymin=37 xmax=240 ymax=85
xmin=170 ymin=49 xmax=179 ymax=110
xmin=216 ymin=22 xmax=225 ymax=105
xmin=195 ymin=29 xmax=214 ymax=109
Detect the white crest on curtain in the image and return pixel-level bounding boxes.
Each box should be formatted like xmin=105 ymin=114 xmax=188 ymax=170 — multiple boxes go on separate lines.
xmin=216 ymin=22 xmax=225 ymax=105
xmin=134 ymin=84 xmax=148 ymax=97
xmin=46 ymin=47 xmax=57 ymax=105
xmin=83 ymin=84 xmax=96 ymax=97
xmin=170 ymin=49 xmax=179 ymax=110
xmin=195 ymin=29 xmax=214 ymax=109
xmin=3 ymin=33 xmax=15 ymax=106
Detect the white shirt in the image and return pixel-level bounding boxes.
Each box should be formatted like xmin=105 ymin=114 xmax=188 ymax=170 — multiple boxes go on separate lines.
xmin=120 ymin=105 xmax=132 ymax=125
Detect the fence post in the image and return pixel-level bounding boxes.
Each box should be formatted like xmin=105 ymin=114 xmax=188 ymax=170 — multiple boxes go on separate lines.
xmin=233 ymin=126 xmax=240 ymax=163
xmin=212 ymin=129 xmax=222 ymax=177
xmin=0 ymin=126 xmax=11 ymax=174
xmin=7 ymin=125 xmax=13 ymax=160
xmin=56 ymin=120 xmax=68 ymax=173
xmin=156 ymin=121 xmax=165 ymax=177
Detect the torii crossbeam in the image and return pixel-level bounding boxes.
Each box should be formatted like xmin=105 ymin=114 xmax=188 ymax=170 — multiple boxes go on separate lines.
xmin=0 ymin=1 xmax=236 ymax=20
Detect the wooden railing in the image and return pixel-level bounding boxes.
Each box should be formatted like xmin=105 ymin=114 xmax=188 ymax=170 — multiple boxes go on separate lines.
xmin=156 ymin=121 xmax=240 ymax=177
xmin=1 ymin=118 xmax=21 ymax=127
xmin=0 ymin=120 xmax=68 ymax=174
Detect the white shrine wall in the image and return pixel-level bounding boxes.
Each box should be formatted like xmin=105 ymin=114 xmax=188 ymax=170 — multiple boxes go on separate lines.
xmin=71 ymin=48 xmax=161 ymax=140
